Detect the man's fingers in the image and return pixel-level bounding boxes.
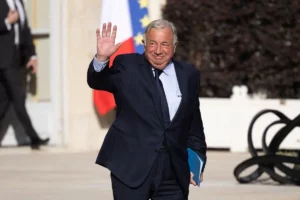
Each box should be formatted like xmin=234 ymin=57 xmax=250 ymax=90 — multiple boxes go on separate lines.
xmin=32 ymin=66 xmax=37 ymax=74
xmin=101 ymin=23 xmax=107 ymax=37
xmin=200 ymin=174 xmax=204 ymax=182
xmin=26 ymin=61 xmax=37 ymax=74
xmin=8 ymin=9 xmax=15 ymax=15
xmin=191 ymin=178 xmax=197 ymax=186
xmin=111 ymin=25 xmax=117 ymax=40
xmin=100 ymin=22 xmax=117 ymax=39
xmin=96 ymin=28 xmax=101 ymax=40
xmin=191 ymin=172 xmax=194 ymax=178
xmin=190 ymin=173 xmax=197 ymax=186
xmin=106 ymin=22 xmax=112 ymax=37
xmin=26 ymin=61 xmax=32 ymax=68
xmin=11 ymin=10 xmax=19 ymax=18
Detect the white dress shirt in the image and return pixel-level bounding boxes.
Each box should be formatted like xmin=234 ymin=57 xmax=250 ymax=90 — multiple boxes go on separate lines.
xmin=5 ymin=0 xmax=26 ymax=45
xmin=93 ymin=57 xmax=182 ymax=120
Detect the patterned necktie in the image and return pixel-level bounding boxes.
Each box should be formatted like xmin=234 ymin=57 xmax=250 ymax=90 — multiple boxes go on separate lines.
xmin=154 ymin=69 xmax=170 ymax=128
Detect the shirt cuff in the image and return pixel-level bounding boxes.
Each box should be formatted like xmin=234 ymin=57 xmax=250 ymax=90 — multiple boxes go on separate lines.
xmin=93 ymin=56 xmax=109 ymax=72
xmin=4 ymin=18 xmax=12 ymax=30
xmin=30 ymin=56 xmax=37 ymax=60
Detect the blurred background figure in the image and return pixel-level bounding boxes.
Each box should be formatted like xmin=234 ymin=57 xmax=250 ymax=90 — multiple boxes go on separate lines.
xmin=0 ymin=0 xmax=49 ymax=149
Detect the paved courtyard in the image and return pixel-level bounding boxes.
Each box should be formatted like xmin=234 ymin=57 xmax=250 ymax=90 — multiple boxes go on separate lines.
xmin=0 ymin=147 xmax=299 ymax=200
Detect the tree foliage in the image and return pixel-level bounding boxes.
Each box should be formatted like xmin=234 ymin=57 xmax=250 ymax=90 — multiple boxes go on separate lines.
xmin=163 ymin=0 xmax=300 ymax=98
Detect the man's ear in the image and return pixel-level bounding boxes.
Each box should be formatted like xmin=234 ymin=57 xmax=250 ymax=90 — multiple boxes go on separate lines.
xmin=174 ymin=41 xmax=178 ymax=52
xmin=142 ymin=39 xmax=145 ymax=46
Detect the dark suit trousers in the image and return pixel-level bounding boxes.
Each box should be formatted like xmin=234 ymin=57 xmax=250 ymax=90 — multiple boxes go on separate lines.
xmin=0 ymin=67 xmax=39 ymax=141
xmin=110 ymin=148 xmax=188 ymax=200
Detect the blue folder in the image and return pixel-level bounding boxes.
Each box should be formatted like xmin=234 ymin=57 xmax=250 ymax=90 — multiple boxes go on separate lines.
xmin=187 ymin=148 xmax=204 ymax=187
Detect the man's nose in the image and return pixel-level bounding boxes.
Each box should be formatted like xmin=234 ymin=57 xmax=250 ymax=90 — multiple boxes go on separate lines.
xmin=155 ymin=45 xmax=162 ymax=54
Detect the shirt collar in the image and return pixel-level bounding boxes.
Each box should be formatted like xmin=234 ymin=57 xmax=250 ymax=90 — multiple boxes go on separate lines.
xmin=152 ymin=62 xmax=174 ymax=76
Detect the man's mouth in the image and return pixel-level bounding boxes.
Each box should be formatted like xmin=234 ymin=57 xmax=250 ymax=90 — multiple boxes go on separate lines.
xmin=154 ymin=56 xmax=163 ymax=60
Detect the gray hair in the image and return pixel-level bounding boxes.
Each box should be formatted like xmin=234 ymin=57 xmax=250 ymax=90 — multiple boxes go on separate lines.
xmin=143 ymin=19 xmax=178 ymax=46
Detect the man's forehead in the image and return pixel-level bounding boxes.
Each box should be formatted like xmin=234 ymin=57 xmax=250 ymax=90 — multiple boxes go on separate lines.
xmin=146 ymin=28 xmax=174 ymax=39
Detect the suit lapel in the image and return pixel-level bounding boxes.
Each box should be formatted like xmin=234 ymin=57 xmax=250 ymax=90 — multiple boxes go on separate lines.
xmin=137 ymin=55 xmax=189 ymax=128
xmin=138 ymin=55 xmax=164 ymax=124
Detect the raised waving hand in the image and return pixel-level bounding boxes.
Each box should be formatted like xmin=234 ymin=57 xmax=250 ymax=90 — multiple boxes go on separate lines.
xmin=96 ymin=22 xmax=121 ymax=61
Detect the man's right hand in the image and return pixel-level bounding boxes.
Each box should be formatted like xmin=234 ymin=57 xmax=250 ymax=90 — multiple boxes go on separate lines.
xmin=96 ymin=22 xmax=122 ymax=62
xmin=6 ymin=10 xmax=19 ymax=24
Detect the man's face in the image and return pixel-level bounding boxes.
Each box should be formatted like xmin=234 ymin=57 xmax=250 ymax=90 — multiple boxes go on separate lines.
xmin=143 ymin=27 xmax=177 ymax=70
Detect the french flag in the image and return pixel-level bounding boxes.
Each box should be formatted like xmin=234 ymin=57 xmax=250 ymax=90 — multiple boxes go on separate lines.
xmin=93 ymin=0 xmax=150 ymax=116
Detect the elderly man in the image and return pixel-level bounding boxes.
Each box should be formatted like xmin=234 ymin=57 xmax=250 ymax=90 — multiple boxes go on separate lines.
xmin=87 ymin=19 xmax=207 ymax=200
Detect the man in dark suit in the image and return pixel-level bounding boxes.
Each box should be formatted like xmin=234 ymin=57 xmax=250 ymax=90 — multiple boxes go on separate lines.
xmin=0 ymin=0 xmax=49 ymax=149
xmin=87 ymin=20 xmax=207 ymax=199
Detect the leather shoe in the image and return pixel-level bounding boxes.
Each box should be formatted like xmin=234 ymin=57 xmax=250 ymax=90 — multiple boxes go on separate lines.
xmin=31 ymin=138 xmax=50 ymax=150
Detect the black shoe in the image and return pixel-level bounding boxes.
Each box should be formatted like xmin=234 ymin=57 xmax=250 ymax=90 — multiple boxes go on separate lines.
xmin=31 ymin=138 xmax=50 ymax=150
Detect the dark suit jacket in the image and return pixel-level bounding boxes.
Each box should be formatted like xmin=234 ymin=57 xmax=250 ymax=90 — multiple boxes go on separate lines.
xmin=0 ymin=0 xmax=36 ymax=69
xmin=87 ymin=53 xmax=207 ymax=195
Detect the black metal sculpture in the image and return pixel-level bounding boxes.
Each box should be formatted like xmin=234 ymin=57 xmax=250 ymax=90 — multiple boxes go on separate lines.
xmin=234 ymin=109 xmax=300 ymax=185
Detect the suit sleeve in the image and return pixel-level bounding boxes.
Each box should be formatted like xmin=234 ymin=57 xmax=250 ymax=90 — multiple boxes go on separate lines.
xmin=21 ymin=20 xmax=36 ymax=62
xmin=187 ymin=71 xmax=207 ymax=173
xmin=0 ymin=14 xmax=10 ymax=33
xmin=22 ymin=24 xmax=36 ymax=57
xmin=87 ymin=55 xmax=126 ymax=93
xmin=20 ymin=0 xmax=36 ymax=61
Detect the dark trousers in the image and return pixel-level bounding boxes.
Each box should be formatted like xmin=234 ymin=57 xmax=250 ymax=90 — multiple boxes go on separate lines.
xmin=110 ymin=148 xmax=188 ymax=200
xmin=0 ymin=68 xmax=39 ymax=141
